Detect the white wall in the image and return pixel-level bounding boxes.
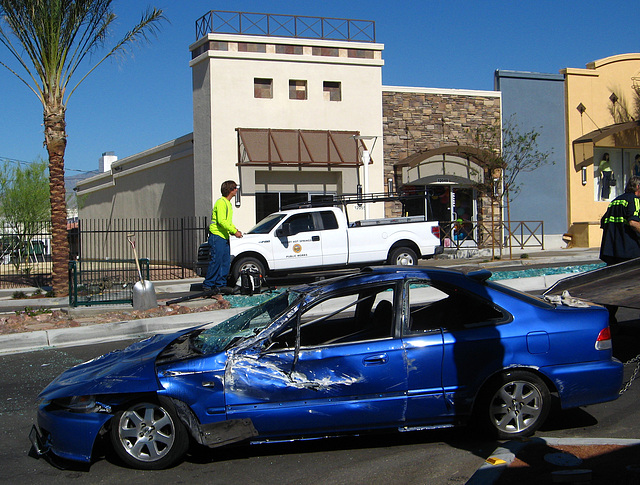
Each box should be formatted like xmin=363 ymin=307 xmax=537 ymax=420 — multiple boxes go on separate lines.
xmin=190 ymin=34 xmax=386 ymax=229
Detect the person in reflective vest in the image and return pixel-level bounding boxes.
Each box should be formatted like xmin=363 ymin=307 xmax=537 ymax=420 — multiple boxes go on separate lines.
xmin=600 ymin=176 xmax=640 ymax=265
xmin=203 ymin=181 xmax=243 ymax=293
xmin=599 ymin=176 xmax=640 ymax=323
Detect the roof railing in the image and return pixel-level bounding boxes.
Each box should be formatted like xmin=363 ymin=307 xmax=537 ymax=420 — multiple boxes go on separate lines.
xmin=195 ymin=10 xmax=376 ymax=43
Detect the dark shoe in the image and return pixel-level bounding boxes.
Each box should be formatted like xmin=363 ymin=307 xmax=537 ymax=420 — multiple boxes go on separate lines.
xmin=202 ymin=286 xmax=219 ymax=295
xmin=218 ymin=286 xmax=234 ymax=295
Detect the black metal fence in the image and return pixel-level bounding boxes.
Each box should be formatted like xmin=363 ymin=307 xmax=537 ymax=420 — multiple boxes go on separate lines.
xmin=0 ymin=223 xmax=52 ymax=289
xmin=0 ymin=217 xmax=208 ymax=289
xmin=195 ymin=10 xmax=376 ymax=42
xmin=439 ymin=220 xmax=544 ymax=250
xmin=76 ymin=217 xmax=209 ymax=281
xmin=69 ymin=259 xmax=150 ymax=307
xmin=0 ymin=216 xmax=544 ymax=290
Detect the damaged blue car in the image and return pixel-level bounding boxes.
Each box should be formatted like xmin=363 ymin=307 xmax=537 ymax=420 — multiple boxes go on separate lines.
xmin=31 ymin=266 xmax=623 ymax=469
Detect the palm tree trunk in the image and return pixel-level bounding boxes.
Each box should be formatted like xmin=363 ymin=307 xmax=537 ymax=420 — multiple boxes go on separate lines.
xmin=44 ymin=106 xmax=70 ymax=296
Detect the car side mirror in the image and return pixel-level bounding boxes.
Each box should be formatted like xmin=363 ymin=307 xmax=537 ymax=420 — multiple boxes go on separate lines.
xmin=276 ymin=223 xmax=292 ymax=237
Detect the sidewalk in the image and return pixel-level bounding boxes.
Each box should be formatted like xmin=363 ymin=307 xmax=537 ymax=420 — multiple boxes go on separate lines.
xmin=0 ymin=246 xmax=602 ymax=356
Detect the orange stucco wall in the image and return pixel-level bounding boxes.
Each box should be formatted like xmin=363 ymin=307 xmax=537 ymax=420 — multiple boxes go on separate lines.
xmin=562 ymin=54 xmax=640 ymax=247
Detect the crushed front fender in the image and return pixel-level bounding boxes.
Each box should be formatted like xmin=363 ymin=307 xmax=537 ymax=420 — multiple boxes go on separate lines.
xmin=35 ymin=404 xmax=113 ymax=463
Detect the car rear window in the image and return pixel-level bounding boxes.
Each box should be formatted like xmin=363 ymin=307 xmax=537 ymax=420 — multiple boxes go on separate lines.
xmin=485 ymin=280 xmax=555 ymax=309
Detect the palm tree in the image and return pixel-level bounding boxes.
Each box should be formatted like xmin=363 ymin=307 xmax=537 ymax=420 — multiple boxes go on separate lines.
xmin=0 ymin=0 xmax=165 ymax=295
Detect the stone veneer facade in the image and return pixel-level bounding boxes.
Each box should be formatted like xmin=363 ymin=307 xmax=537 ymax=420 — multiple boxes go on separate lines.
xmin=382 ymin=88 xmax=502 ymax=229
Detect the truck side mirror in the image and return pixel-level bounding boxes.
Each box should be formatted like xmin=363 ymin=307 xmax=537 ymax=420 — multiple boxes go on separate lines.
xmin=276 ymin=223 xmax=292 ymax=237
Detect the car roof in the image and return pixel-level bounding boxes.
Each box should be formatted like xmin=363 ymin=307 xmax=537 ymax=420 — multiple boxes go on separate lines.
xmin=292 ymin=266 xmax=493 ymax=295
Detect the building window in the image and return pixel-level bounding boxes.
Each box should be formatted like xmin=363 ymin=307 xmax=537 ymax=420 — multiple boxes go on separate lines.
xmin=289 ymin=80 xmax=307 ymax=100
xmin=323 ymin=81 xmax=341 ymax=101
xmin=594 ymin=149 xmax=628 ymax=201
xmin=312 ymin=47 xmax=339 ymax=57
xmin=238 ymin=42 xmax=267 ymax=53
xmin=254 ymin=78 xmax=273 ymax=99
xmin=255 ymin=193 xmax=335 ymax=221
xmin=276 ymin=44 xmax=303 ymax=55
xmin=191 ymin=41 xmax=228 ymax=59
xmin=347 ymin=49 xmax=374 ymax=59
xmin=210 ymin=41 xmax=228 ymax=51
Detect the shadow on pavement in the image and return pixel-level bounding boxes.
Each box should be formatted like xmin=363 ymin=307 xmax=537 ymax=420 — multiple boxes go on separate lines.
xmin=495 ymin=441 xmax=640 ymax=485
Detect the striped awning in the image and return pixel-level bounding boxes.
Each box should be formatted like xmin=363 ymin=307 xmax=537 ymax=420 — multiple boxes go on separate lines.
xmin=236 ymin=128 xmax=372 ymax=166
xmin=573 ymin=120 xmax=640 ymax=168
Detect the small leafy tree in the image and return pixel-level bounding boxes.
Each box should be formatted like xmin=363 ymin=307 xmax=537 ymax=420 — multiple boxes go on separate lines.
xmin=607 ymin=88 xmax=640 ymax=148
xmin=472 ymin=115 xmax=553 ymax=202
xmin=470 ymin=115 xmax=553 ymax=257
xmin=0 ymin=158 xmax=50 ymax=270
xmin=608 ymin=91 xmax=636 ymax=123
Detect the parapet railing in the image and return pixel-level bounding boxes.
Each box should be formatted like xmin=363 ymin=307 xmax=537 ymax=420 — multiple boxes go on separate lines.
xmin=195 ymin=10 xmax=376 ymax=42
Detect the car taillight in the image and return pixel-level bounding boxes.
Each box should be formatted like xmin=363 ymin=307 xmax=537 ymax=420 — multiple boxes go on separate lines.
xmin=432 ymin=226 xmax=441 ymax=238
xmin=595 ymin=327 xmax=612 ymax=350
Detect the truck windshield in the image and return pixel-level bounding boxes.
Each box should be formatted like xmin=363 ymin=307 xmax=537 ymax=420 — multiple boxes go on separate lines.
xmin=248 ymin=213 xmax=286 ymax=234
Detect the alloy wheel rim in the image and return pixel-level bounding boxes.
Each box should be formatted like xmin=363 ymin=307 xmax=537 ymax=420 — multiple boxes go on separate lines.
xmin=117 ymin=403 xmax=176 ymax=462
xmin=489 ymin=380 xmax=542 ymax=434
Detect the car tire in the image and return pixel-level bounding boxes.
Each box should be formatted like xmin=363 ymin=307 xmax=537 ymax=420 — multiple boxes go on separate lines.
xmin=231 ymin=256 xmax=266 ymax=285
xmin=388 ymin=246 xmax=418 ymax=266
xmin=477 ymin=370 xmax=551 ymax=439
xmin=110 ymin=397 xmax=189 ymax=470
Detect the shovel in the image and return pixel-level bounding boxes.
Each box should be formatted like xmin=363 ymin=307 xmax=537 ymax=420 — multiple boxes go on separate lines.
xmin=127 ymin=233 xmax=157 ymax=310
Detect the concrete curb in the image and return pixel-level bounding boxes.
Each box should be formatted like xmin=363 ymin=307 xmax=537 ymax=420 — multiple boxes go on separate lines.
xmin=0 ymin=307 xmax=246 ymax=355
xmin=466 ymin=437 xmax=640 ymax=484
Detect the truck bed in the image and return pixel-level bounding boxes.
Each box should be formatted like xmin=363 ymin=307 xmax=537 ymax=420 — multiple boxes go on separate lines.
xmin=543 ymin=257 xmax=640 ymax=309
xmin=349 ymin=216 xmax=427 ymax=227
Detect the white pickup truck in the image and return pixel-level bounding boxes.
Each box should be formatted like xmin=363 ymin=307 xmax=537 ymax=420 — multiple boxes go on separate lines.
xmin=197 ymin=205 xmax=443 ymax=283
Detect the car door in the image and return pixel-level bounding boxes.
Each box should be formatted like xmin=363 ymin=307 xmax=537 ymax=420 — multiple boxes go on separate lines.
xmin=271 ymin=213 xmax=323 ymax=270
xmin=402 ymin=279 xmax=450 ymax=424
xmin=403 ymin=278 xmax=508 ymax=421
xmin=224 ymin=284 xmax=408 ymax=436
xmin=318 ymin=210 xmax=348 ymax=265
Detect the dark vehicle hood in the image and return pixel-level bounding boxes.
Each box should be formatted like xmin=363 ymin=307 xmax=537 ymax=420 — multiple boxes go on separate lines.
xmin=39 ymin=331 xmax=189 ymax=401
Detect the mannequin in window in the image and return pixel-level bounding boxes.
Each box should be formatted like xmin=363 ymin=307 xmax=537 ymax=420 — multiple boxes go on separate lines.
xmin=633 ymin=154 xmax=640 ymax=177
xmin=599 ymin=153 xmax=613 ymax=200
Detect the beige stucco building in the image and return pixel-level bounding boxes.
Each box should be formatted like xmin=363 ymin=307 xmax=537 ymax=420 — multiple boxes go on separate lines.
xmin=190 ymin=32 xmax=385 ymax=230
xmin=78 ymin=23 xmax=386 ymax=231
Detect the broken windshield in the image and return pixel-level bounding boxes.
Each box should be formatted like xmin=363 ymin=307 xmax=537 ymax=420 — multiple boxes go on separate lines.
xmin=193 ymin=290 xmax=302 ymax=354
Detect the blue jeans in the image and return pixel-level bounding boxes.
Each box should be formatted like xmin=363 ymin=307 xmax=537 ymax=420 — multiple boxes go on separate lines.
xmin=203 ymin=234 xmax=230 ymax=288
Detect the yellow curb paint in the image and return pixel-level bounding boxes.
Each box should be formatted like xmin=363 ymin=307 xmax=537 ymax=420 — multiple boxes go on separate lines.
xmin=485 ymin=457 xmax=507 ymax=466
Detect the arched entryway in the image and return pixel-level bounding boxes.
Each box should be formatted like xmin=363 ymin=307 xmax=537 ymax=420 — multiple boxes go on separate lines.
xmin=392 ymin=145 xmax=498 ymax=248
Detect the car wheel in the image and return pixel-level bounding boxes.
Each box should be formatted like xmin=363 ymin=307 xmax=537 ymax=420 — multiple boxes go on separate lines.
xmin=478 ymin=370 xmax=551 ymax=439
xmin=110 ymin=398 xmax=189 ymax=470
xmin=388 ymin=246 xmax=418 ymax=266
xmin=231 ymin=256 xmax=266 ymax=285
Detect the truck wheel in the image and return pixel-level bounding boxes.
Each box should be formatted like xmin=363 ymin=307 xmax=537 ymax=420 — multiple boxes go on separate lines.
xmin=388 ymin=247 xmax=418 ymax=266
xmin=476 ymin=370 xmax=551 ymax=439
xmin=110 ymin=398 xmax=189 ymax=470
xmin=231 ymin=257 xmax=266 ymax=285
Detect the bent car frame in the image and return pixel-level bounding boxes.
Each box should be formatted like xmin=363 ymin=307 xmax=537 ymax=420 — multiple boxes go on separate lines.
xmin=31 ymin=266 xmax=623 ymax=469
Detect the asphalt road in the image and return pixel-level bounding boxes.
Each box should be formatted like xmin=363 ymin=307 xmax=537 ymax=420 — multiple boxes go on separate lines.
xmin=2 ymin=310 xmax=640 ymax=484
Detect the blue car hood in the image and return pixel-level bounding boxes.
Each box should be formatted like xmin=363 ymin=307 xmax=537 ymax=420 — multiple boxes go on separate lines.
xmin=39 ymin=331 xmax=189 ymax=401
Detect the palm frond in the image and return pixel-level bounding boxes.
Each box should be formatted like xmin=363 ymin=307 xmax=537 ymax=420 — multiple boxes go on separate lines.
xmin=66 ymin=7 xmax=166 ymax=101
xmin=0 ymin=0 xmax=166 ymax=107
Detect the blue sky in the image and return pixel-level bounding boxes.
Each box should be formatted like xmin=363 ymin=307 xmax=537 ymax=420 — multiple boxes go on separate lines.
xmin=0 ymin=0 xmax=638 ymax=175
